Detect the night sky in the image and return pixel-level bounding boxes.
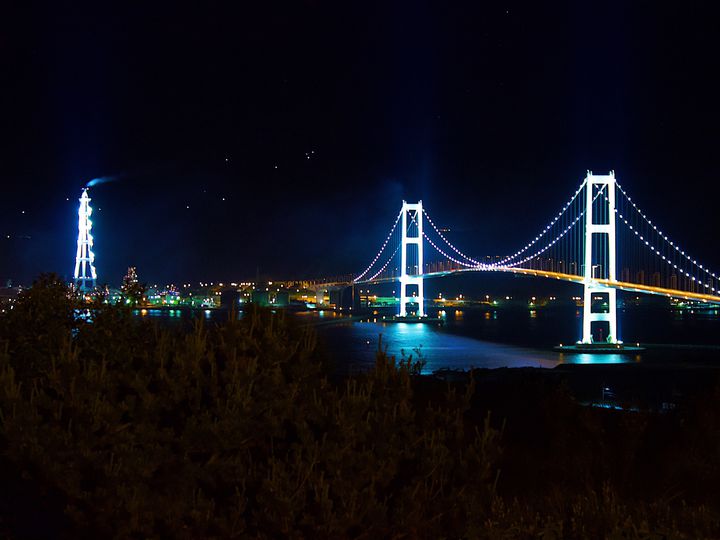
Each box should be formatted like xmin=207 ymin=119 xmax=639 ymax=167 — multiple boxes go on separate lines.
xmin=1 ymin=2 xmax=719 ymax=286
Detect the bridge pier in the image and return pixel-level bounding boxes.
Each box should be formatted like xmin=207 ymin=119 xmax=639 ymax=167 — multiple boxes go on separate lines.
xmin=329 ymin=285 xmax=360 ymax=311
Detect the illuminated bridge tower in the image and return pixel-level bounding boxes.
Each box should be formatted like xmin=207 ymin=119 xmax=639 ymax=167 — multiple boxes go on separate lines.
xmin=581 ymin=171 xmax=618 ymax=344
xmin=399 ymin=200 xmax=425 ymax=317
xmin=74 ymin=188 xmax=97 ymax=292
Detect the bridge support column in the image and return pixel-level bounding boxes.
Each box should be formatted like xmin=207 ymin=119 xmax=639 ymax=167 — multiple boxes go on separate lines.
xmin=582 ymin=171 xmax=618 ymax=344
xmin=399 ymin=200 xmax=424 ymax=317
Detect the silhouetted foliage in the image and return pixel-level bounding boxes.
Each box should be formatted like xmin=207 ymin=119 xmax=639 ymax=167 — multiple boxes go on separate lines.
xmin=0 ymin=278 xmax=719 ymax=538
xmin=0 ymin=283 xmax=499 ymax=538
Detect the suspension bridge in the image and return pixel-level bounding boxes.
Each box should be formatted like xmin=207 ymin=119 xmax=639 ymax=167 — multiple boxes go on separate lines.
xmin=325 ymin=171 xmax=720 ymax=347
xmin=71 ymin=171 xmax=720 ymax=347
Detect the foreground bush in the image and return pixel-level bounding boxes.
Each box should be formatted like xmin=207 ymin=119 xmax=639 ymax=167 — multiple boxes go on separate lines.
xmin=0 ymin=275 xmax=719 ymax=538
xmin=0 ymin=276 xmax=499 ymax=538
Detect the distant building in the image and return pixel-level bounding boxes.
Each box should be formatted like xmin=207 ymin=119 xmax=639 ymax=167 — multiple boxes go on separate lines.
xmin=122 ymin=267 xmax=139 ymax=289
xmin=251 ymin=289 xmax=289 ymax=307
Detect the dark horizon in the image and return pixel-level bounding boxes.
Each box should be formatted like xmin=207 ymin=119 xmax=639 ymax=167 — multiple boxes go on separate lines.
xmin=2 ymin=2 xmax=719 ymax=286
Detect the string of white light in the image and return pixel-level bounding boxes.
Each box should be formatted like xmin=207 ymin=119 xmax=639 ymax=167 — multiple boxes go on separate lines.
xmin=422 ymin=232 xmax=479 ymax=269
xmin=359 ymin=180 xmax=603 ymax=283
xmin=421 ymin=182 xmax=601 ymax=273
xmin=366 ymin=246 xmax=400 ymax=282
xmin=602 ymin=192 xmax=718 ymax=293
xmin=615 ymin=182 xmax=718 ymax=281
xmin=353 ymin=209 xmax=403 ymax=282
xmin=499 ymin=213 xmax=584 ymax=269
xmin=421 ymin=208 xmax=483 ymax=266
xmin=488 ymin=178 xmax=588 ymax=268
xmin=493 ymin=184 xmax=605 ymax=270
xmin=421 ymin=179 xmax=587 ymax=270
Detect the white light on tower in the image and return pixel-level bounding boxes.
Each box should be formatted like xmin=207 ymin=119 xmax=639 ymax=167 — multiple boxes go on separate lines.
xmin=74 ymin=188 xmax=97 ymax=292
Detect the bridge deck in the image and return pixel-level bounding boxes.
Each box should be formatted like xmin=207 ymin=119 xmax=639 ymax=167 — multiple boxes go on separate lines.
xmin=352 ymin=267 xmax=720 ymax=304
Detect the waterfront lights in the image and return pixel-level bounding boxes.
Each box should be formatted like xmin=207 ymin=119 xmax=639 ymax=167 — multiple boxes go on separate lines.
xmin=74 ymin=188 xmax=97 ymax=292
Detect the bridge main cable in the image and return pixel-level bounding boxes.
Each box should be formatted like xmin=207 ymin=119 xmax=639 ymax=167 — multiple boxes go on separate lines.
xmin=420 ymin=178 xmax=588 ymax=270
xmin=615 ymin=181 xmax=719 ymax=284
xmin=502 ymin=184 xmax=606 ymax=269
xmin=604 ymin=187 xmax=720 ymax=294
xmin=488 ymin=178 xmax=587 ymax=268
xmin=353 ymin=208 xmax=403 ymax=282
xmin=421 ymin=208 xmax=484 ymax=267
xmin=420 ymin=180 xmax=604 ymax=273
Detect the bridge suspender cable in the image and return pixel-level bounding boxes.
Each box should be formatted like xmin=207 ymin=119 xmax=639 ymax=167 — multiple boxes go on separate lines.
xmin=502 ymin=184 xmax=607 ymax=269
xmin=499 ymin=211 xmax=585 ymax=269
xmin=353 ymin=209 xmax=402 ymax=282
xmin=603 ymin=190 xmax=719 ymax=294
xmin=352 ymin=177 xmax=718 ymax=300
xmin=488 ymin=178 xmax=588 ymax=268
xmin=421 ymin=179 xmax=589 ymax=270
xmin=421 ymin=208 xmax=483 ymax=267
xmin=420 ymin=187 xmax=601 ymax=271
xmin=413 ymin=182 xmax=606 ymax=274
xmin=366 ymin=246 xmax=400 ymax=281
xmin=615 ymin=182 xmax=719 ymax=283
xmin=421 ymin=231 xmax=479 ymax=268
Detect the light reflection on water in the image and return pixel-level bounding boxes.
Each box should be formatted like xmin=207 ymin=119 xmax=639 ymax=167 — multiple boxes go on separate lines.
xmin=559 ymin=353 xmax=628 ymax=365
xmin=315 ymin=318 xmax=613 ymax=375
xmin=134 ymin=308 xmax=720 ymax=375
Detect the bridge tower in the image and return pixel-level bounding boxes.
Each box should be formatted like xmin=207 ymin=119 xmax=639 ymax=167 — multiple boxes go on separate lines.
xmin=74 ymin=188 xmax=97 ymax=292
xmin=581 ymin=172 xmax=618 ymax=344
xmin=399 ymin=200 xmax=425 ymax=317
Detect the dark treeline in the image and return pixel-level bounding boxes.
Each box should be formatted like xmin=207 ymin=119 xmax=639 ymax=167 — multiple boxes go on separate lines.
xmin=0 ymin=275 xmax=718 ymax=538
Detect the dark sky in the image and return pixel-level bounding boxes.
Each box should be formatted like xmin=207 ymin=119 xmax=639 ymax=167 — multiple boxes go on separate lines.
xmin=1 ymin=2 xmax=719 ymax=285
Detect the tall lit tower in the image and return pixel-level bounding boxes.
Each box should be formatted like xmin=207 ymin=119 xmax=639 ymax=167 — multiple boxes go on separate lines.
xmin=74 ymin=188 xmax=97 ymax=292
xmin=581 ymin=171 xmax=617 ymax=344
xmin=399 ymin=200 xmax=424 ymax=317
